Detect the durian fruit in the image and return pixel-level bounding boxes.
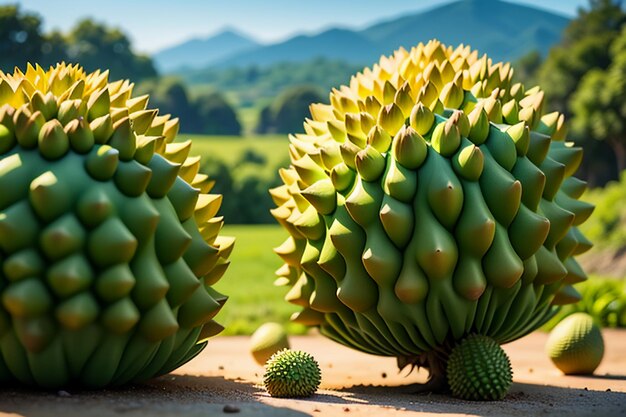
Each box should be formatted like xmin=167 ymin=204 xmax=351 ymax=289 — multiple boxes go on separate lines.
xmin=447 ymin=335 xmax=512 ymax=400
xmin=263 ymin=349 xmax=321 ymax=397
xmin=0 ymin=63 xmax=233 ymax=388
xmin=271 ymin=40 xmax=593 ymax=397
xmin=545 ymin=313 xmax=604 ymax=375
xmin=250 ymin=322 xmax=290 ymax=365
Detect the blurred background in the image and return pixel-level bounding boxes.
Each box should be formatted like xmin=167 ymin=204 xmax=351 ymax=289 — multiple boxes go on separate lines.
xmin=1 ymin=0 xmax=625 ymax=334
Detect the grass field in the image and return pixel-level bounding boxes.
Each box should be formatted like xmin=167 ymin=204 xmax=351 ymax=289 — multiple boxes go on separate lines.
xmin=182 ymin=134 xmax=289 ymax=169
xmin=212 ymin=224 xmax=307 ymax=335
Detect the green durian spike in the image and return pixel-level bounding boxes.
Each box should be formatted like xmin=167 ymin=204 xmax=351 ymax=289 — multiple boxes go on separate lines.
xmin=76 ymin=187 xmax=114 ymax=227
xmin=367 ymin=125 xmax=392 ymax=153
xmin=409 ymin=103 xmax=435 ymax=136
xmin=511 ymin=157 xmax=545 ymax=211
xmin=146 ymin=153 xmax=180 ymax=198
xmin=391 ymin=126 xmax=427 ymax=169
xmin=484 ymin=125 xmax=516 ymax=171
xmin=167 ymin=177 xmax=200 ymax=221
xmin=383 ymin=156 xmax=417 ymax=203
xmin=90 ymin=114 xmax=114 ymax=144
xmin=300 ymin=179 xmax=337 ymax=215
xmin=526 ymin=131 xmax=550 ymax=165
xmin=130 ymin=246 xmax=170 ymax=310
xmin=87 ymin=87 xmax=110 ymax=121
xmin=0 ymin=123 xmax=16 ymax=154
xmin=55 ymin=293 xmax=99 ymax=330
xmin=114 ymin=160 xmax=152 ymax=197
xmin=482 ymin=223 xmax=523 ymax=288
xmin=30 ymin=91 xmax=57 ymax=120
xmin=431 ymin=119 xmax=461 ymax=157
xmin=15 ymin=110 xmax=45 ymax=148
xmin=38 ymin=120 xmax=69 ymax=160
xmin=164 ymin=259 xmax=201 ymax=307
xmin=108 ymin=117 xmax=137 ymax=161
xmin=505 ymin=122 xmax=529 ymax=156
xmin=39 ymin=214 xmax=86 ymax=261
xmin=57 ymin=99 xmax=83 ymax=126
xmin=47 ymin=254 xmax=93 ymax=297
xmin=3 ymin=248 xmax=44 ymax=281
xmin=378 ymin=103 xmax=405 ymax=136
xmin=379 ymin=194 xmax=413 ymax=248
xmin=101 ymin=298 xmax=140 ymax=333
xmin=29 ymin=171 xmax=71 ymax=222
xmin=453 ymin=142 xmax=484 ymax=181
xmin=345 ymin=177 xmax=383 ymax=227
xmin=95 ymin=264 xmax=136 ymax=302
xmin=3 ymin=278 xmax=52 ymax=318
xmin=355 ymin=146 xmax=385 ymax=181
xmin=86 ymin=145 xmax=119 ymax=181
xmin=0 ymin=200 xmax=40 ymax=253
xmin=508 ymin=204 xmax=549 ymax=260
xmin=467 ymin=107 xmax=490 ymax=144
xmin=88 ymin=217 xmax=137 ymax=267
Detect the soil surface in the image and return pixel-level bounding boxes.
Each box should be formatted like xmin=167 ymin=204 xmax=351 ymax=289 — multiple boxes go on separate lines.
xmin=1 ymin=330 xmax=625 ymax=417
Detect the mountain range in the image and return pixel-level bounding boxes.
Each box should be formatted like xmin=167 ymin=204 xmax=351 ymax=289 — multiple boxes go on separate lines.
xmin=154 ymin=0 xmax=569 ymax=73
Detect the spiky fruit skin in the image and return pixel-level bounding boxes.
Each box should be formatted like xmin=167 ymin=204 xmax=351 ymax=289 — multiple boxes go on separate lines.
xmin=271 ymin=40 xmax=593 ymax=383
xmin=546 ymin=313 xmax=604 ymax=375
xmin=263 ymin=349 xmax=321 ymax=398
xmin=447 ymin=335 xmax=512 ymax=401
xmin=0 ymin=64 xmax=233 ymax=388
xmin=250 ymin=322 xmax=290 ymax=365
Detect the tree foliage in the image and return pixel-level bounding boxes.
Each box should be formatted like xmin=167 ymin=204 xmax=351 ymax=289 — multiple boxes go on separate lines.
xmin=518 ymin=0 xmax=626 ymax=185
xmin=0 ymin=5 xmax=156 ymax=82
xmin=256 ymin=85 xmax=324 ymax=134
xmin=136 ymin=78 xmax=241 ymax=135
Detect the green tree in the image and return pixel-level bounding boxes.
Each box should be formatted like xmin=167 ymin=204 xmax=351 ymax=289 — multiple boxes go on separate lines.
xmin=65 ymin=19 xmax=156 ymax=82
xmin=513 ymin=50 xmax=542 ymax=86
xmin=255 ymin=85 xmax=324 ymax=134
xmin=571 ymin=25 xmax=626 ymax=175
xmin=194 ymin=92 xmax=241 ymax=135
xmin=0 ymin=5 xmax=43 ymax=72
xmin=537 ymin=0 xmax=626 ymax=114
xmin=136 ymin=77 xmax=198 ymax=132
xmin=40 ymin=30 xmax=69 ymax=67
xmin=533 ymin=0 xmax=626 ymax=185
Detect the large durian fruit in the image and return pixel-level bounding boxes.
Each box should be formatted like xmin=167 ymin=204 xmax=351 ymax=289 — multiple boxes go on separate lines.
xmin=0 ymin=63 xmax=233 ymax=388
xmin=271 ymin=40 xmax=593 ymax=392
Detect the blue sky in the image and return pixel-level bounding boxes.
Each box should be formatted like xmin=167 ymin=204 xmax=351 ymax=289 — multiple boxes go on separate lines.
xmin=13 ymin=0 xmax=591 ymax=53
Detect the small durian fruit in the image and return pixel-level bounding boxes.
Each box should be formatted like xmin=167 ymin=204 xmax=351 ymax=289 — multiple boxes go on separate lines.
xmin=263 ymin=349 xmax=321 ymax=398
xmin=545 ymin=312 xmax=604 ymax=375
xmin=250 ymin=322 xmax=290 ymax=365
xmin=447 ymin=335 xmax=512 ymax=401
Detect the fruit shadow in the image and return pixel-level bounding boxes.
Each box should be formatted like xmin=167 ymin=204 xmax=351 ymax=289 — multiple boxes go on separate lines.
xmin=0 ymin=374 xmax=310 ymax=417
xmin=329 ymin=381 xmax=626 ymax=415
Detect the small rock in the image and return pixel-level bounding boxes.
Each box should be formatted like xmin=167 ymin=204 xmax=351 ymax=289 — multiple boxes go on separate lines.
xmin=381 ymin=372 xmax=387 ymax=378
xmin=223 ymin=404 xmax=240 ymax=413
xmin=57 ymin=390 xmax=71 ymax=397
xmin=606 ymin=388 xmax=611 ymax=392
xmin=343 ymin=407 xmax=350 ymax=412
xmin=584 ymin=387 xmax=589 ymax=391
xmin=218 ymin=366 xmax=224 ymax=370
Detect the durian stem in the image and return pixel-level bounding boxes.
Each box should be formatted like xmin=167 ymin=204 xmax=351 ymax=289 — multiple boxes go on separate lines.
xmin=397 ymin=349 xmax=451 ymax=394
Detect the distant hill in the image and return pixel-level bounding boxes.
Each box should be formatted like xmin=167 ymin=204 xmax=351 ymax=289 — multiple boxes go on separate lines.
xmin=220 ymin=28 xmax=379 ymax=68
xmin=162 ymin=0 xmax=568 ymax=70
xmin=153 ymin=29 xmax=260 ymax=72
xmin=361 ymin=0 xmax=568 ymax=64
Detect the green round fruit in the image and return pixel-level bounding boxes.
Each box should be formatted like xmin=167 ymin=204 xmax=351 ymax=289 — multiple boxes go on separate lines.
xmin=263 ymin=349 xmax=321 ymax=398
xmin=0 ymin=63 xmax=233 ymax=388
xmin=546 ymin=312 xmax=604 ymax=375
xmin=250 ymin=322 xmax=290 ymax=365
xmin=271 ymin=39 xmax=594 ymax=389
xmin=447 ymin=335 xmax=512 ymax=401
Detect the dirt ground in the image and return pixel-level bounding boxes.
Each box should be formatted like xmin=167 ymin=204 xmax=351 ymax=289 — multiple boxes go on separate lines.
xmin=0 ymin=330 xmax=624 ymax=417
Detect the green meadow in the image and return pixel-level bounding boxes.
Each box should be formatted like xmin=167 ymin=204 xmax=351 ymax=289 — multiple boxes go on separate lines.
xmin=213 ymin=225 xmax=307 ymax=335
